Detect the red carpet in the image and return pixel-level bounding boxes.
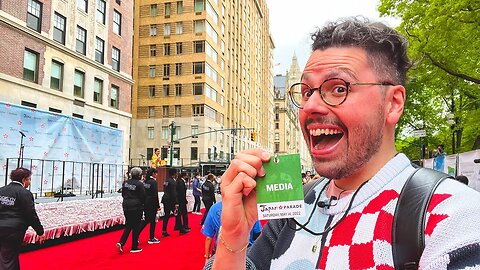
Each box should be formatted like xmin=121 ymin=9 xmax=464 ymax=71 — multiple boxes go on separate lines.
xmin=20 ymin=212 xmax=207 ymax=270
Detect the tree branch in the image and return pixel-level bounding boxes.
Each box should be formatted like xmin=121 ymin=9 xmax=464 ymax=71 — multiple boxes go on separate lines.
xmin=423 ymin=52 xmax=480 ymax=85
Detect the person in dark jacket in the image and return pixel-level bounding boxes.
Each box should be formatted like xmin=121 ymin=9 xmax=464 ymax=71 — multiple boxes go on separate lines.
xmin=161 ymin=168 xmax=178 ymax=237
xmin=116 ymin=167 xmax=146 ymax=253
xmin=192 ymin=173 xmax=202 ymax=215
xmin=139 ymin=168 xmax=160 ymax=244
xmin=174 ymin=172 xmax=190 ymax=234
xmin=0 ymin=167 xmax=44 ymax=270
xmin=200 ymin=173 xmax=216 ymax=225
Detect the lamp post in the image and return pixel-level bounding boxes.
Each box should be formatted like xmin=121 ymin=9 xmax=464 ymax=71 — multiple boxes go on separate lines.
xmin=447 ymin=113 xmax=455 ymax=154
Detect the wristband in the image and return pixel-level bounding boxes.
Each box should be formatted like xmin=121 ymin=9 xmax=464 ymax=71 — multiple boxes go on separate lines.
xmin=218 ymin=226 xmax=248 ymax=254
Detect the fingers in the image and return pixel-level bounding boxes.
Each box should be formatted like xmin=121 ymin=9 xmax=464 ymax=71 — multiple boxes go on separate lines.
xmin=223 ymin=172 xmax=257 ymax=199
xmin=222 ymin=149 xmax=270 ymax=188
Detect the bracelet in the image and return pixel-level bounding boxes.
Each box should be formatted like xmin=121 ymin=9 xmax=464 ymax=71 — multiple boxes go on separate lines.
xmin=218 ymin=226 xmax=248 ymax=254
xmin=204 ymin=254 xmax=210 ymax=258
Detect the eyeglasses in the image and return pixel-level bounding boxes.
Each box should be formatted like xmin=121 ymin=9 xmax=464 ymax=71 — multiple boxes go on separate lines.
xmin=288 ymin=78 xmax=394 ymax=108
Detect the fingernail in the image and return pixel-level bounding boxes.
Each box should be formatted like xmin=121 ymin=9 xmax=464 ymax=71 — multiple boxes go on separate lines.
xmin=262 ymin=152 xmax=270 ymax=160
xmin=258 ymin=167 xmax=266 ymax=177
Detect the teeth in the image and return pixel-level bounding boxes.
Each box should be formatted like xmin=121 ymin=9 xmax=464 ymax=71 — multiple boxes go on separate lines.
xmin=309 ymin=128 xmax=341 ymax=136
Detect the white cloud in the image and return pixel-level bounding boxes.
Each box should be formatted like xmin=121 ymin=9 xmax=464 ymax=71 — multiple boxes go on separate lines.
xmin=266 ymin=0 xmax=400 ymax=75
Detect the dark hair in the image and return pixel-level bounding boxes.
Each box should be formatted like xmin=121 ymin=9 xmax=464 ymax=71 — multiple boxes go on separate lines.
xmin=146 ymin=168 xmax=157 ymax=179
xmin=168 ymin=168 xmax=178 ymax=177
xmin=10 ymin=167 xmax=32 ymax=182
xmin=310 ymin=17 xmax=411 ymax=85
xmin=455 ymin=175 xmax=469 ymax=185
xmin=154 ymin=148 xmax=160 ymax=152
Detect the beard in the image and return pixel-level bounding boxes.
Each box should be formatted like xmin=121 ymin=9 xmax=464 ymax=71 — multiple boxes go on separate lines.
xmin=311 ymin=106 xmax=385 ymax=180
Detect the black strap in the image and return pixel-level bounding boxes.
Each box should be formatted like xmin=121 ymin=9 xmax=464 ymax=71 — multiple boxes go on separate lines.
xmin=392 ymin=167 xmax=452 ymax=269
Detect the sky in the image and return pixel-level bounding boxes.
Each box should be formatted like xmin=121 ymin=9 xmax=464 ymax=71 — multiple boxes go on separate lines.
xmin=265 ymin=0 xmax=400 ymax=75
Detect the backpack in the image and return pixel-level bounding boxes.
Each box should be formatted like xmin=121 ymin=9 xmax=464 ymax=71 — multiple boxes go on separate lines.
xmin=303 ymin=167 xmax=452 ymax=270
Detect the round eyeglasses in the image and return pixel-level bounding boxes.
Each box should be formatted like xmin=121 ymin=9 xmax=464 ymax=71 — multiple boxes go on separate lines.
xmin=288 ymin=78 xmax=394 ymax=108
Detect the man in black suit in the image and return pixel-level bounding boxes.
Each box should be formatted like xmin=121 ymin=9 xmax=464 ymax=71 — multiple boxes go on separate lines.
xmin=161 ymin=168 xmax=178 ymax=237
xmin=174 ymin=172 xmax=190 ymax=235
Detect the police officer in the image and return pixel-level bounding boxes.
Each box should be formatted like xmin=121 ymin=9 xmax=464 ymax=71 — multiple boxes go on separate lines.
xmin=200 ymin=173 xmax=216 ymax=225
xmin=161 ymin=168 xmax=178 ymax=237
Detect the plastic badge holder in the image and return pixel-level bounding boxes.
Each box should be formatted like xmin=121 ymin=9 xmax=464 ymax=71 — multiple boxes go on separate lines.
xmin=255 ymin=154 xmax=305 ymax=220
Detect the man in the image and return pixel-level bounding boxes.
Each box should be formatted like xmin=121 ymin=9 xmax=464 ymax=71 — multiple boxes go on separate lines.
xmin=201 ymin=201 xmax=262 ymax=262
xmin=433 ymin=144 xmax=447 ymax=172
xmin=200 ymin=173 xmax=216 ymax=226
xmin=161 ymin=168 xmax=179 ymax=237
xmin=0 ymin=168 xmax=44 ymax=270
xmin=117 ymin=167 xmax=146 ymax=253
xmin=139 ymin=168 xmax=160 ymax=244
xmin=192 ymin=173 xmax=202 ymax=215
xmin=150 ymin=148 xmax=161 ymax=168
xmin=174 ymin=172 xmax=190 ymax=235
xmin=209 ymin=18 xmax=480 ymax=269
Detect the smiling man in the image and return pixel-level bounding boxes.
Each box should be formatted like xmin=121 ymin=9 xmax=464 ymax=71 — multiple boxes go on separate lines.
xmin=206 ymin=18 xmax=480 ymax=270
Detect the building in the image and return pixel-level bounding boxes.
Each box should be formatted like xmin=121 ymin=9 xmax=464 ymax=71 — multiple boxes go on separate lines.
xmin=273 ymin=54 xmax=312 ymax=171
xmin=131 ymin=0 xmax=274 ymax=173
xmin=0 ymin=0 xmax=134 ymax=164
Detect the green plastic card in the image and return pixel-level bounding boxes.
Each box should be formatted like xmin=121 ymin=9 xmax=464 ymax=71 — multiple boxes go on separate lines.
xmin=255 ymin=154 xmax=305 ymax=220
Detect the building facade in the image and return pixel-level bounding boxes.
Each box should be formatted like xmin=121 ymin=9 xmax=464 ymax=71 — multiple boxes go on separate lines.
xmin=273 ymin=54 xmax=312 ymax=171
xmin=0 ymin=0 xmax=134 ymax=164
xmin=131 ymin=0 xmax=274 ymax=171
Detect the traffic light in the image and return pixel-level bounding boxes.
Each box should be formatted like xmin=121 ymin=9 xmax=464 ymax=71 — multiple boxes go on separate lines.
xmin=250 ymin=131 xmax=257 ymax=142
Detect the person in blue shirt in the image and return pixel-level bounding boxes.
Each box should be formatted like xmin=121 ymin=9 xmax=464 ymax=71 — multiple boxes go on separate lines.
xmin=433 ymin=144 xmax=447 ymax=172
xmin=192 ymin=173 xmax=202 ymax=215
xmin=201 ymin=201 xmax=262 ymax=262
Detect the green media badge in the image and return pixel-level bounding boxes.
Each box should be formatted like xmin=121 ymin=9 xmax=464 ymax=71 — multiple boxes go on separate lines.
xmin=255 ymin=154 xmax=305 ymax=220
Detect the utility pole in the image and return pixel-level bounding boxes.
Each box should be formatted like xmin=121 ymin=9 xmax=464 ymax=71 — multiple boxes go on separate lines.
xmin=230 ymin=129 xmax=236 ymax=161
xmin=169 ymin=121 xmax=175 ymax=166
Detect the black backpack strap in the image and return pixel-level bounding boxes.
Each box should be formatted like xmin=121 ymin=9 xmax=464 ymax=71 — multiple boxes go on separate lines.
xmin=392 ymin=167 xmax=452 ymax=269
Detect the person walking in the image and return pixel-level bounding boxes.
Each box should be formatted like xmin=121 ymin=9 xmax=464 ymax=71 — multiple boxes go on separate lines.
xmin=161 ymin=168 xmax=178 ymax=237
xmin=116 ymin=167 xmax=146 ymax=253
xmin=0 ymin=168 xmax=44 ymax=270
xmin=139 ymin=168 xmax=160 ymax=244
xmin=192 ymin=173 xmax=202 ymax=215
xmin=174 ymin=172 xmax=190 ymax=235
xmin=200 ymin=173 xmax=215 ymax=226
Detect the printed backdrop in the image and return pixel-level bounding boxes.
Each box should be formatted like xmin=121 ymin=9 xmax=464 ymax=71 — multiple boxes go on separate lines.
xmin=0 ymin=101 xmax=124 ymax=193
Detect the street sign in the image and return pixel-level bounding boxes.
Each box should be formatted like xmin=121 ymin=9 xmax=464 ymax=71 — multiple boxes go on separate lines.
xmin=413 ymin=130 xmax=427 ymax=138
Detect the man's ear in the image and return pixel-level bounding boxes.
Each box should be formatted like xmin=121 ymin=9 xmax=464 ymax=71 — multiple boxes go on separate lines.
xmin=385 ymin=85 xmax=406 ymax=126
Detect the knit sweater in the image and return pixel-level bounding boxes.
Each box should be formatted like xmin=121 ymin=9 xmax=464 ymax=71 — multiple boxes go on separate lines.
xmin=205 ymin=153 xmax=480 ymax=269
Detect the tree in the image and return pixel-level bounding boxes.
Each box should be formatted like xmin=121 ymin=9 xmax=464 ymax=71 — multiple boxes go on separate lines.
xmin=379 ymin=0 xmax=480 ymax=157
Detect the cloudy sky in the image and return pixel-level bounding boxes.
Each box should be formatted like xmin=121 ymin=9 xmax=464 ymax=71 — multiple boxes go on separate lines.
xmin=265 ymin=0 xmax=400 ymax=75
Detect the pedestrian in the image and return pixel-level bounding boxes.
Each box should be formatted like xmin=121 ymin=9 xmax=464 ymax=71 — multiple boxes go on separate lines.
xmin=433 ymin=144 xmax=447 ymax=172
xmin=117 ymin=167 xmax=146 ymax=253
xmin=139 ymin=168 xmax=160 ymax=244
xmin=161 ymin=168 xmax=178 ymax=237
xmin=0 ymin=168 xmax=44 ymax=270
xmin=200 ymin=173 xmax=215 ymax=226
xmin=192 ymin=173 xmax=202 ymax=215
xmin=174 ymin=172 xmax=190 ymax=235
xmin=207 ymin=17 xmax=480 ymax=269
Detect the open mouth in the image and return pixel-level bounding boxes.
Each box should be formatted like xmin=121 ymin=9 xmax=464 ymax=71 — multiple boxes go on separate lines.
xmin=309 ymin=128 xmax=344 ymax=151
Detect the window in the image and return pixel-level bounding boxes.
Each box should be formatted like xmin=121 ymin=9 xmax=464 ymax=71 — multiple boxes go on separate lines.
xmin=148 ymin=106 xmax=155 ymax=118
xmin=275 ymin=143 xmax=280 ymax=153
xmin=150 ymin=45 xmax=156 ymax=57
xmin=93 ymin=78 xmax=103 ymax=103
xmin=49 ymin=107 xmax=62 ymax=113
xmin=162 ymin=126 xmax=169 ymax=139
xmin=275 ymin=122 xmax=279 ymax=129
xmin=150 ymin=25 xmax=157 ymax=36
xmin=194 ymin=0 xmax=205 ymax=12
xmin=192 ymin=105 xmax=204 ymax=116
xmin=175 ymin=105 xmax=181 ymax=117
xmin=113 ymin=10 xmax=121 ymax=35
xmin=27 ymin=0 xmax=42 ymax=32
xmin=164 ymin=3 xmax=171 ymax=16
xmin=193 ymin=62 xmax=205 ymax=74
xmin=191 ymin=147 xmax=198 ymax=160
xmin=206 ymin=1 xmax=218 ymax=25
xmin=194 ymin=41 xmax=205 ymax=53
xmin=150 ymin=4 xmax=157 ymax=16
xmin=191 ymin=125 xmax=199 ymax=138
xmin=194 ymin=20 xmax=204 ymax=33
xmin=175 ymin=63 xmax=182 ymax=75
xmin=76 ymin=26 xmax=86 ymax=55
xmin=95 ymin=37 xmax=104 ymax=64
xmin=175 ymin=84 xmax=182 ymax=96
xmin=193 ymin=83 xmax=203 ymax=95
xmin=163 ymin=64 xmax=170 ymax=79
xmin=176 ymin=22 xmax=183 ymax=34
xmin=77 ymin=0 xmax=87 ymax=12
xmin=177 ymin=1 xmax=183 ymax=14
xmin=162 ymin=106 xmax=169 ymax=117
xmin=148 ymin=127 xmax=154 ymax=139
xmin=21 ymin=100 xmax=37 ymax=108
xmin=163 ymin=43 xmax=171 ymax=55
xmin=173 ymin=147 xmax=180 ymax=159
xmin=164 ymin=23 xmax=171 ymax=36
xmin=23 ymin=49 xmax=39 ymax=83
xmin=96 ymin=0 xmax=106 ymax=24
xmin=110 ymin=85 xmax=119 ymax=108
xmin=53 ymin=12 xmax=66 ymax=44
xmin=93 ymin=118 xmax=102 ymax=124
xmin=176 ymin=42 xmax=182 ymax=54
xmin=163 ymin=84 xmax=170 ymax=96
xmin=110 ymin=123 xmax=118 ymax=128
xmin=73 ymin=113 xmax=84 ymax=119
xmin=112 ymin=46 xmax=120 ymax=71
xmin=149 ymin=85 xmax=156 ymax=97
xmin=74 ymin=70 xmax=85 ymax=98
xmin=149 ymin=65 xmax=156 ymax=77
xmin=50 ymin=60 xmax=63 ymax=90
xmin=275 ymin=133 xmax=279 ymax=140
